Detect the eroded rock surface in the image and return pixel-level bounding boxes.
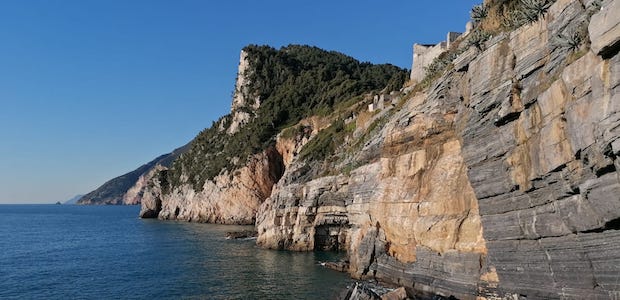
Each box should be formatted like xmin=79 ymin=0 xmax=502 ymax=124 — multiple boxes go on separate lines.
xmin=459 ymin=1 xmax=620 ymax=297
xmin=257 ymin=81 xmax=492 ymax=299
xmin=257 ymin=0 xmax=620 ymax=299
xmin=142 ymin=146 xmax=283 ymax=224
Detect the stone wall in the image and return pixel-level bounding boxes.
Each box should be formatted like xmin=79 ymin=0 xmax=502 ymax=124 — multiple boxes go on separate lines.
xmin=410 ymin=42 xmax=447 ymax=84
xmin=410 ymin=32 xmax=463 ymax=84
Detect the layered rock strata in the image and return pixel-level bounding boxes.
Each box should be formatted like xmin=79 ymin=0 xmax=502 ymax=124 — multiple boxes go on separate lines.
xmin=257 ymin=79 xmax=493 ymax=299
xmin=257 ymin=0 xmax=620 ymax=299
xmin=459 ymin=0 xmax=620 ymax=297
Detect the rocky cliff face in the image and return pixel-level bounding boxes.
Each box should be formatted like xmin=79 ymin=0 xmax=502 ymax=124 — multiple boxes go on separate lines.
xmin=257 ymin=76 xmax=494 ymax=299
xmin=140 ymin=147 xmax=284 ymax=224
xmin=139 ymin=45 xmax=407 ymax=224
xmin=255 ymin=0 xmax=620 ymax=299
xmin=459 ymin=0 xmax=620 ymax=298
xmin=137 ymin=50 xmax=285 ymax=223
xmin=228 ymin=50 xmax=260 ymax=134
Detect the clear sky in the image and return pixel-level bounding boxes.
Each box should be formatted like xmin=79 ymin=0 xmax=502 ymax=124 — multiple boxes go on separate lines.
xmin=0 ymin=0 xmax=480 ymax=204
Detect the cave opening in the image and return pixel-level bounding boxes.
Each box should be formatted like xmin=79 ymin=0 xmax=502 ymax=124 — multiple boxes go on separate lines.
xmin=314 ymin=224 xmax=348 ymax=252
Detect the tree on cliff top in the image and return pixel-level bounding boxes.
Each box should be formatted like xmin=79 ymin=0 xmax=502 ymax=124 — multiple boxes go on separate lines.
xmin=170 ymin=44 xmax=408 ymax=191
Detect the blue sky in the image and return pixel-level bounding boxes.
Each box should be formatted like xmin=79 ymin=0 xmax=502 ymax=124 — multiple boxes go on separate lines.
xmin=0 ymin=0 xmax=480 ymax=204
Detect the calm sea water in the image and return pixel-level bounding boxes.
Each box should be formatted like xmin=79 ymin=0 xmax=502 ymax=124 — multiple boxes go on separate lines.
xmin=0 ymin=205 xmax=351 ymax=299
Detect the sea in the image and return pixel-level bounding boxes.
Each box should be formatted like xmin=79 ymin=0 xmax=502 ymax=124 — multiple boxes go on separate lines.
xmin=0 ymin=205 xmax=352 ymax=299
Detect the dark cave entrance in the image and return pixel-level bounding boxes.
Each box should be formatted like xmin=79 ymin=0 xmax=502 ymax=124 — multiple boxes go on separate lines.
xmin=314 ymin=224 xmax=348 ymax=252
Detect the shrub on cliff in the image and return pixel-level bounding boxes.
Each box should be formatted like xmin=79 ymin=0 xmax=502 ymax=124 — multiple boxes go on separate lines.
xmin=474 ymin=0 xmax=557 ymax=33
xmin=471 ymin=4 xmax=488 ymax=24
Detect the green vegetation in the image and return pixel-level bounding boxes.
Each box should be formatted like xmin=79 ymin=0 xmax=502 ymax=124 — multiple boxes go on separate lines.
xmin=473 ymin=0 xmax=557 ymax=33
xmin=466 ymin=29 xmax=492 ymax=50
xmin=299 ymin=118 xmax=356 ymax=162
xmin=471 ymin=4 xmax=488 ymax=23
xmin=170 ymin=45 xmax=407 ymax=191
xmin=552 ymin=0 xmax=601 ymax=53
xmin=280 ymin=124 xmax=311 ymax=140
xmin=511 ymin=0 xmax=554 ymax=27
xmin=552 ymin=23 xmax=587 ymax=51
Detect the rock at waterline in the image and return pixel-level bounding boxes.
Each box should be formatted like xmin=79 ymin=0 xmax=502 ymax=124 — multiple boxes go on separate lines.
xmin=340 ymin=282 xmax=410 ymax=300
xmin=225 ymin=230 xmax=258 ymax=239
xmin=322 ymin=260 xmax=349 ymax=273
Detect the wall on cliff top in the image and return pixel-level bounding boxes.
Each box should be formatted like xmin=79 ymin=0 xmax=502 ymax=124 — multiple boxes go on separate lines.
xmin=256 ymin=0 xmax=620 ymax=299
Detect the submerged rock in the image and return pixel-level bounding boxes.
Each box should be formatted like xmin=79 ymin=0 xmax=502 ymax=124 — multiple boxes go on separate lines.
xmin=340 ymin=282 xmax=381 ymax=300
xmin=323 ymin=260 xmax=349 ymax=273
xmin=225 ymin=230 xmax=258 ymax=239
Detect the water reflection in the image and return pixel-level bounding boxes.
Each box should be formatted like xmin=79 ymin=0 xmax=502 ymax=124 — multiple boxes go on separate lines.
xmin=141 ymin=221 xmax=351 ymax=299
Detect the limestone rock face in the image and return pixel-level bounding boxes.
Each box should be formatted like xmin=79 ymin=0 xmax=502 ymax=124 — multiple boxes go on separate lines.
xmin=123 ymin=166 xmax=163 ymax=205
xmin=589 ymin=0 xmax=620 ymax=57
xmin=147 ymin=147 xmax=284 ymax=224
xmin=257 ymin=78 xmax=491 ymax=299
xmin=228 ymin=50 xmax=260 ymax=134
xmin=139 ymin=166 xmax=168 ymax=218
xmin=458 ymin=0 xmax=620 ymax=298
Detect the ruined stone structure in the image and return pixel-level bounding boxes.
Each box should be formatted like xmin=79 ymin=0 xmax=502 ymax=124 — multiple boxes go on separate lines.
xmin=368 ymin=92 xmax=401 ymax=112
xmin=410 ymin=32 xmax=463 ymax=84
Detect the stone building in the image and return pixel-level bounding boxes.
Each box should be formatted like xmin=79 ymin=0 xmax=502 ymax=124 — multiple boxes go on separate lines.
xmin=368 ymin=92 xmax=401 ymax=112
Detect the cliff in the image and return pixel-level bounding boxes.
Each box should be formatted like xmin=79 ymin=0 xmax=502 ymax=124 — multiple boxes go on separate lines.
xmin=258 ymin=0 xmax=620 ymax=298
xmin=135 ymin=0 xmax=620 ymax=298
xmin=139 ymin=45 xmax=407 ymax=223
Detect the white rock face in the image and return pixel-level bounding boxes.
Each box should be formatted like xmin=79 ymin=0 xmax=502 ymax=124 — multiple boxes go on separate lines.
xmin=139 ymin=166 xmax=168 ymax=218
xmin=589 ymin=0 xmax=620 ymax=57
xmin=228 ymin=50 xmax=261 ymax=134
xmin=146 ymin=147 xmax=284 ymax=224
xmin=123 ymin=166 xmax=165 ymax=205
